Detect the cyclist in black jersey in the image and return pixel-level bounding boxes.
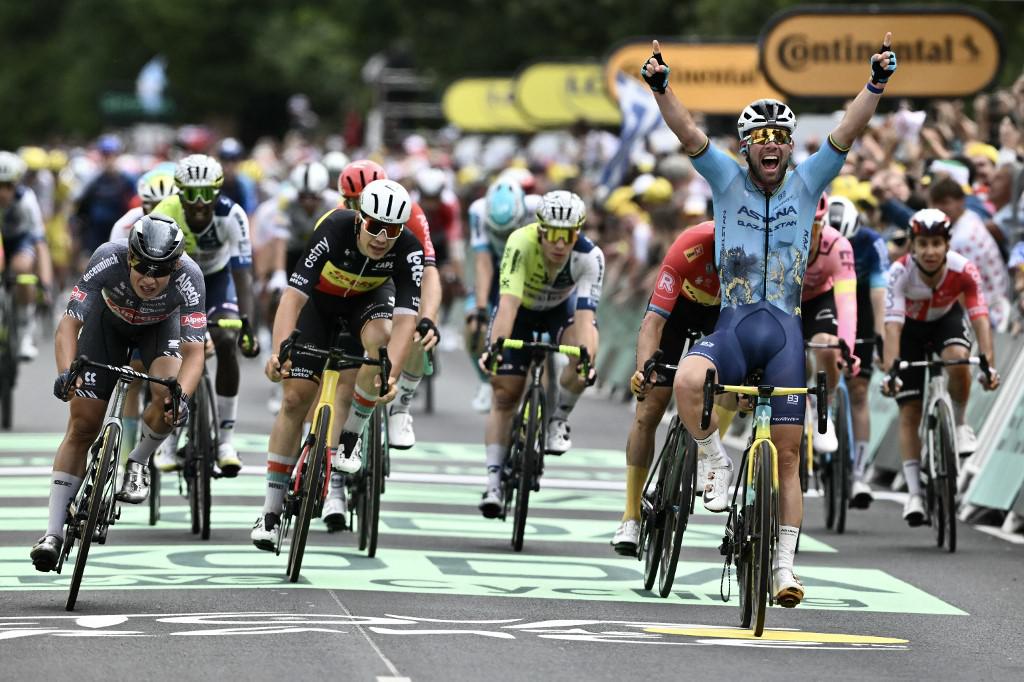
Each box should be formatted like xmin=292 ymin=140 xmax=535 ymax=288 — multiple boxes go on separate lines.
xmin=252 ymin=180 xmax=424 ymax=550
xmin=30 ymin=215 xmax=207 ymax=572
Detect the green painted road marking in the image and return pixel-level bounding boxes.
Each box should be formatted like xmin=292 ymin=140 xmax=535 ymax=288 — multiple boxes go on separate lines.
xmin=0 ymin=505 xmax=836 ymax=552
xmin=0 ymin=545 xmax=960 ymax=614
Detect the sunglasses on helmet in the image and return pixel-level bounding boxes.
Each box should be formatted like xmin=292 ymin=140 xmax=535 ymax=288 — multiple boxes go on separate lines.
xmin=129 ymin=253 xmax=176 ymax=278
xmin=748 ymin=127 xmax=792 ymax=145
xmin=360 ymin=214 xmax=404 ymax=240
xmin=180 ymin=185 xmax=219 ymax=205
xmin=538 ymin=223 xmax=580 ymax=245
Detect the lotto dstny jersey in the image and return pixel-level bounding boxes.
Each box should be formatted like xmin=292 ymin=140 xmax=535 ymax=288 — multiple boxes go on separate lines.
xmin=152 ymin=194 xmax=252 ymax=276
xmin=66 ymin=240 xmax=207 ymax=343
xmin=469 ymin=193 xmax=543 ymax=256
xmin=498 ymin=223 xmax=604 ymax=312
xmin=690 ymin=138 xmax=847 ymax=315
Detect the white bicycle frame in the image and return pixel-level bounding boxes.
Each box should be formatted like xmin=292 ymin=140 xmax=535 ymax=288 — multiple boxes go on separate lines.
xmin=917 ymin=363 xmax=958 ymax=483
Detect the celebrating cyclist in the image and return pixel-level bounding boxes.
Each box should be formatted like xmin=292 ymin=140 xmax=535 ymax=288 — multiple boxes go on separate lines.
xmin=801 ymin=193 xmax=859 ymax=452
xmin=30 ymin=215 xmax=205 ymax=572
xmin=152 ymin=154 xmax=259 ymax=477
xmin=826 ymin=195 xmax=889 ymax=507
xmin=477 ymin=190 xmax=604 ymax=518
xmin=612 ymin=220 xmax=720 ymax=555
xmin=880 ymin=208 xmax=1000 ymax=526
xmin=465 ymin=178 xmax=543 ymax=413
xmin=642 ymin=32 xmax=896 ymax=606
xmin=252 ymin=179 xmax=424 ymax=551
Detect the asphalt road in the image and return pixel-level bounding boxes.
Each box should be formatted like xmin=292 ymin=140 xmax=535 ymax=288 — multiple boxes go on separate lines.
xmin=2 ymin=330 xmax=1023 ymax=681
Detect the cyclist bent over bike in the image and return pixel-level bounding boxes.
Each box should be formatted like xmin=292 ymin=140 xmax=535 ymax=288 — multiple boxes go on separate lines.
xmin=642 ymin=31 xmax=897 ymax=606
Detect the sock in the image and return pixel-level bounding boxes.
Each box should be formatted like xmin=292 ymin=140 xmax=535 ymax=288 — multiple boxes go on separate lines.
xmin=328 ymin=471 xmax=346 ymax=499
xmin=18 ymin=302 xmax=37 ymax=335
xmin=342 ymin=384 xmax=376 ymax=438
xmin=903 ymin=460 xmax=922 ymax=497
xmin=216 ymin=394 xmax=238 ymax=445
xmin=774 ymin=525 xmax=800 ymax=571
xmin=695 ymin=432 xmax=729 ymax=467
xmin=623 ymin=465 xmax=649 ymax=521
xmin=301 ymin=421 xmax=312 ymax=441
xmin=264 ymin=451 xmax=296 ymax=513
xmin=553 ymin=386 xmax=582 ymax=421
xmin=120 ymin=417 xmax=139 ymax=459
xmin=853 ymin=440 xmax=869 ymax=479
xmin=128 ymin=421 xmax=168 ymax=465
xmin=952 ymin=399 xmax=967 ymax=426
xmin=715 ymin=405 xmax=738 ymax=437
xmin=390 ymin=371 xmax=421 ymax=415
xmin=486 ymin=443 xmax=506 ymax=489
xmin=46 ymin=472 xmax=83 ymax=538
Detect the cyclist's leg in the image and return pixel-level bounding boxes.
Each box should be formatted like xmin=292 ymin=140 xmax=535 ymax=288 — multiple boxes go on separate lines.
xmin=850 ymin=334 xmax=875 ymax=482
xmin=936 ymin=307 xmax=974 ymax=451
xmin=205 ymin=267 xmax=243 ymax=471
xmin=624 ymin=387 xmax=671 ymax=516
xmin=9 ymin=241 xmax=38 ymax=357
xmin=803 ymin=291 xmax=842 ymax=451
xmin=120 ymin=351 xmax=145 ymax=460
xmin=896 ymin=319 xmax=928 ymax=520
xmin=550 ymin=300 xmax=589 ymax=453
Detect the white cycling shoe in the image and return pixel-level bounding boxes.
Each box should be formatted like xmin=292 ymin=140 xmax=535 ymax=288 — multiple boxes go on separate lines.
xmin=702 ymin=457 xmax=734 ymax=512
xmin=333 ymin=440 xmax=362 ymax=474
xmin=479 ymin=486 xmax=503 ymax=518
xmin=322 ymin=495 xmax=348 ymax=532
xmin=472 ymin=383 xmax=492 ymax=413
xmin=611 ymin=519 xmax=640 ymax=556
xmin=546 ymin=418 xmax=571 ymax=455
xmin=903 ymin=493 xmax=926 ymax=527
xmin=814 ymin=416 xmax=839 ymax=453
xmin=388 ymin=411 xmax=416 ymax=450
xmin=251 ymin=512 xmax=280 ymax=552
xmin=18 ymin=335 xmax=39 ymax=362
xmin=850 ymin=479 xmax=874 ymax=509
xmin=956 ymin=424 xmax=978 ymax=456
xmin=155 ymin=437 xmax=184 ymax=472
xmin=773 ymin=568 xmax=805 ymax=608
xmin=216 ymin=443 xmax=242 ymax=477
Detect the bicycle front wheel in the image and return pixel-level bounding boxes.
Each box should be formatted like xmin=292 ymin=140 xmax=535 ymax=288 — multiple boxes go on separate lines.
xmin=833 ymin=387 xmax=851 ymax=534
xmin=641 ymin=426 xmax=676 ymax=591
xmin=512 ymin=387 xmax=543 ymax=552
xmin=364 ymin=406 xmax=385 ymax=557
xmin=934 ymin=401 xmax=958 ymax=553
xmin=195 ymin=373 xmax=217 ymax=540
xmin=750 ymin=441 xmax=773 ymax=636
xmin=66 ymin=425 xmax=120 ymax=611
xmin=659 ymin=428 xmax=697 ymax=597
xmin=287 ymin=408 xmax=329 ymax=583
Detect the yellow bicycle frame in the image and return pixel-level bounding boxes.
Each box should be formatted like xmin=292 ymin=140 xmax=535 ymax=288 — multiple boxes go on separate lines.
xmin=309 ymin=364 xmax=342 ymax=449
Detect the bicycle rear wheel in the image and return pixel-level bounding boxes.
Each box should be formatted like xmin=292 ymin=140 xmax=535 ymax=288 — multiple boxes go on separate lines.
xmin=195 ymin=374 xmax=217 ymax=540
xmin=364 ymin=406 xmax=385 ymax=557
xmin=0 ymin=295 xmax=16 ymax=430
xmin=287 ymin=408 xmax=329 ymax=583
xmin=934 ymin=402 xmax=958 ymax=553
xmin=750 ymin=441 xmax=773 ymax=636
xmin=512 ymin=386 xmax=543 ymax=552
xmin=833 ymin=387 xmax=851 ymax=534
xmin=659 ymin=428 xmax=697 ymax=597
xmin=66 ymin=424 xmax=120 ymax=611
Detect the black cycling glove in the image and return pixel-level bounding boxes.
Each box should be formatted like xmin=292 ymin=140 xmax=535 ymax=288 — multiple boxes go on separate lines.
xmin=641 ymin=51 xmax=670 ymax=94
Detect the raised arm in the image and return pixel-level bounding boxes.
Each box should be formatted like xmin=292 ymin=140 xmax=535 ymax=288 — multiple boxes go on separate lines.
xmin=830 ymin=32 xmax=898 ymax=150
xmin=642 ymin=40 xmax=708 ymax=154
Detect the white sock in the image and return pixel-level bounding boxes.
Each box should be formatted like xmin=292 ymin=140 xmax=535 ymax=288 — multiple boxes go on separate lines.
xmin=19 ymin=302 xmax=37 ymax=336
xmin=903 ymin=460 xmax=922 ymax=497
xmin=328 ymin=471 xmax=346 ymax=499
xmin=695 ymin=432 xmax=729 ymax=467
xmin=774 ymin=525 xmax=800 ymax=571
xmin=46 ymin=472 xmax=83 ymax=538
xmin=217 ymin=394 xmax=238 ymax=445
xmin=301 ymin=421 xmax=312 ymax=441
xmin=485 ymin=443 xmax=506 ymax=489
xmin=952 ymin=400 xmax=967 ymax=426
xmin=128 ymin=421 xmax=168 ymax=465
xmin=390 ymin=371 xmax=421 ymax=415
xmin=553 ymin=386 xmax=582 ymax=421
xmin=853 ymin=440 xmax=869 ymax=479
xmin=263 ymin=451 xmax=295 ymax=514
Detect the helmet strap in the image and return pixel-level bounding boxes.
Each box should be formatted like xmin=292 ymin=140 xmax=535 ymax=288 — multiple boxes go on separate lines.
xmin=911 ymin=253 xmax=947 ymax=278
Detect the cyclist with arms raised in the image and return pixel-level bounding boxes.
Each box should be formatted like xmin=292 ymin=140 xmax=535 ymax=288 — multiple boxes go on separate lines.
xmin=642 ymin=33 xmax=896 ymax=606
xmin=880 ymin=208 xmax=999 ymax=526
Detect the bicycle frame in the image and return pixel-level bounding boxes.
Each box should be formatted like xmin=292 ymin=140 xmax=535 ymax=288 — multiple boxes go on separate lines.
xmin=918 ymin=365 xmax=955 ymax=460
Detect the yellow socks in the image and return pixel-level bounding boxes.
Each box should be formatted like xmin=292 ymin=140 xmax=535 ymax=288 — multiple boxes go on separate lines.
xmin=624 ymin=465 xmax=649 ymax=521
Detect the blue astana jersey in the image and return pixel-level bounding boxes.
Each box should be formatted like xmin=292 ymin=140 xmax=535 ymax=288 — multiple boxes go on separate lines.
xmin=849 ymin=225 xmax=889 ymax=289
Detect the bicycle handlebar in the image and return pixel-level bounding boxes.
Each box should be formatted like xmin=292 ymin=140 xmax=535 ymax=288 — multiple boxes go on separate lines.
xmin=501 ymin=338 xmax=581 ymax=358
xmin=700 ymin=369 xmax=828 ymax=434
xmin=68 ymin=355 xmax=183 ymax=423
xmin=278 ymin=330 xmax=392 ymax=397
xmin=884 ymin=354 xmax=991 ymax=394
xmin=805 ymin=337 xmax=855 ymax=370
xmin=636 ymin=350 xmax=679 ymax=403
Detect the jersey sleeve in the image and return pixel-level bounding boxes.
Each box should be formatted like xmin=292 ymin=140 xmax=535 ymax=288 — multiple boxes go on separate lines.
xmin=406 ymin=203 xmax=436 ymax=265
xmin=109 ymin=208 xmax=140 ymax=242
xmin=961 ymin=260 xmax=989 ymax=321
xmin=648 ymin=237 xmax=687 ymax=318
xmin=66 ymin=242 xmax=122 ymax=321
xmin=498 ymin=226 xmax=532 ymax=300
xmin=227 ymin=203 xmax=253 ymax=268
xmin=798 ymin=138 xmax=848 ymax=198
xmin=393 ymin=232 xmax=424 ymax=316
xmin=869 ymin=234 xmax=889 ymax=289
xmin=884 ymin=259 xmax=908 ymax=323
xmin=174 ymin=260 xmax=208 ymax=344
xmin=572 ymin=242 xmax=605 ymax=312
xmin=287 ymin=210 xmax=340 ymax=296
xmin=688 ymin=141 xmax=741 ymax=194
xmin=468 ymin=199 xmax=489 ymax=252
xmin=833 ymin=235 xmax=858 ymax=352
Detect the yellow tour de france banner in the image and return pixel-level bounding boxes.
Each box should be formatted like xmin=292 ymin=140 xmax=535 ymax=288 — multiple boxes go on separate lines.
xmin=514 ymin=62 xmax=621 ymax=127
xmin=442 ymin=78 xmax=536 ymax=132
xmin=759 ymin=6 xmax=1003 ymax=98
xmin=604 ymin=41 xmax=783 ymax=114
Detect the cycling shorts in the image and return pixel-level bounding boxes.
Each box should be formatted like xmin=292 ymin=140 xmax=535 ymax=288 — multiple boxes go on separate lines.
xmin=853 ymin=286 xmax=876 ymax=379
xmin=801 ymin=290 xmax=838 ymax=340
xmin=895 ymin=305 xmax=972 ymax=405
xmin=204 ymin=266 xmax=239 ymax=319
xmin=74 ymin=307 xmax=181 ymax=401
xmin=687 ymin=301 xmax=805 ymax=424
xmin=492 ymin=298 xmax=575 ymax=377
xmin=287 ymin=283 xmax=395 ymax=383
xmin=651 ymin=298 xmax=719 ymax=387
xmin=2 ymin=232 xmax=37 ymax=263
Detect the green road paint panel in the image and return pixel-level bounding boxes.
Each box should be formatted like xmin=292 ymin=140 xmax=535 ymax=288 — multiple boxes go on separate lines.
xmin=0 ymin=506 xmax=836 ymax=553
xmin=0 ymin=545 xmax=960 ymax=615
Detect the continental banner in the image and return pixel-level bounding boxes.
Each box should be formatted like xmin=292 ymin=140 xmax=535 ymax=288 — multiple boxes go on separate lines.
xmin=441 ymin=78 xmax=536 ymax=132
xmin=515 ymin=62 xmax=621 ymax=127
xmin=604 ymin=41 xmax=782 ymax=114
xmin=759 ymin=6 xmax=1003 ymax=98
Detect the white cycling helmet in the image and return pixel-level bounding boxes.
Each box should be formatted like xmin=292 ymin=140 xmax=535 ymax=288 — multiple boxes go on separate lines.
xmin=137 ymin=163 xmax=178 ymax=206
xmin=485 ymin=181 xmax=526 ymax=234
xmin=174 ymin=154 xmax=224 ymax=188
xmin=289 ymin=162 xmax=329 ymax=195
xmin=737 ymin=98 xmax=796 ymax=138
xmin=827 ymin=195 xmax=860 ymax=239
xmin=360 ymin=179 xmax=412 ymax=224
xmin=322 ymin=151 xmax=350 ymax=176
xmin=0 ymin=151 xmax=26 ymax=183
xmin=537 ymin=190 xmax=586 ymax=229
xmin=416 ymin=167 xmax=447 ymax=197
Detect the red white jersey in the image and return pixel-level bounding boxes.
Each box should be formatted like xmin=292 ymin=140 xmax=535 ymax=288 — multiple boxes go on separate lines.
xmin=648 ymin=222 xmax=720 ymax=316
xmin=885 ymin=250 xmax=988 ymax=323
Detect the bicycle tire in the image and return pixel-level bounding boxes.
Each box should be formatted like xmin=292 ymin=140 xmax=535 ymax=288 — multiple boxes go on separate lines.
xmin=365 ymin=406 xmax=385 ymax=557
xmin=512 ymin=386 xmax=543 ymax=552
xmin=751 ymin=441 xmax=773 ymax=636
xmin=822 ymin=449 xmax=836 ymax=530
xmin=0 ymin=299 xmax=14 ymax=430
xmin=197 ymin=373 xmax=217 ymax=540
xmin=834 ymin=387 xmax=850 ymax=534
xmin=641 ymin=426 xmax=676 ymax=590
xmin=66 ymin=424 xmax=120 ymax=611
xmin=149 ymin=453 xmax=161 ymax=526
xmin=659 ymin=431 xmax=697 ymax=597
xmin=936 ymin=402 xmax=958 ymax=553
xmin=736 ymin=448 xmax=754 ymax=629
xmin=287 ymin=407 xmax=330 ymax=583
xmin=187 ymin=413 xmax=200 ymax=536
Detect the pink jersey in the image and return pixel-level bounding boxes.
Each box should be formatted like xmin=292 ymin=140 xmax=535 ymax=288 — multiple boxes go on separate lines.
xmin=885 ymin=250 xmax=988 ymax=323
xmin=802 ymin=225 xmax=857 ymax=352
